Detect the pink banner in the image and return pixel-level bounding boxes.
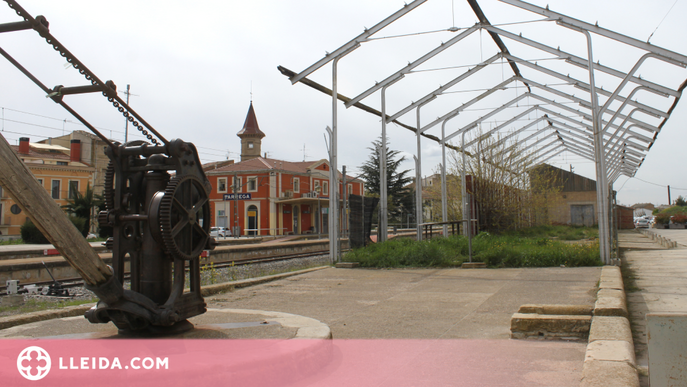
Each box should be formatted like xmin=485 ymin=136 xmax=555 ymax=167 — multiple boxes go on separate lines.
xmin=1 ymin=339 xmax=583 ymax=386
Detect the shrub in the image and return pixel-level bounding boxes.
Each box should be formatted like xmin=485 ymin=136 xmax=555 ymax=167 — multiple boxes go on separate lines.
xmin=671 ymin=214 xmax=687 ymax=224
xmin=20 ymin=220 xmax=49 ymax=244
xmin=655 ymin=213 xmax=671 ymax=225
xmin=344 ymin=229 xmax=602 ymax=269
xmin=20 ymin=217 xmax=87 ymax=244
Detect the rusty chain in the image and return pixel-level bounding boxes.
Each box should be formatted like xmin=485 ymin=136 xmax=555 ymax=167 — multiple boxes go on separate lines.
xmin=4 ymin=0 xmax=166 ymax=146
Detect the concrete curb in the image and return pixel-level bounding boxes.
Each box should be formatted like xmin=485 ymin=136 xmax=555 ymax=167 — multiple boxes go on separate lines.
xmin=639 ymin=229 xmax=678 ymax=248
xmin=201 ymin=266 xmax=331 ymax=297
xmin=0 ymin=303 xmax=94 ymax=330
xmin=580 ymin=266 xmax=639 ymax=387
xmin=0 ymin=266 xmax=332 ymax=331
xmin=510 ymin=313 xmax=591 ymax=339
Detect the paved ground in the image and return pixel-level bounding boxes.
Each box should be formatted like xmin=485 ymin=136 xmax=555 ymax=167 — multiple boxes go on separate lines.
xmin=621 ymin=229 xmax=687 ymax=386
xmin=1 ymin=245 xmax=601 ymax=386
xmin=205 ymin=266 xmax=600 ymax=385
xmin=207 ymin=266 xmax=600 ymax=340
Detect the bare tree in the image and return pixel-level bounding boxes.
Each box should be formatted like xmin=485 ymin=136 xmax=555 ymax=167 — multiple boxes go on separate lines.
xmin=445 ymin=128 xmax=562 ymax=232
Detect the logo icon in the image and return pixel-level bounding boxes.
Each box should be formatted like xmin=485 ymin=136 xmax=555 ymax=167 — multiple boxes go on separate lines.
xmin=17 ymin=346 xmax=51 ymax=381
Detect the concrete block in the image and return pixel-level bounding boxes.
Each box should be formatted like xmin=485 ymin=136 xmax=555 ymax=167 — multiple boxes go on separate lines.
xmin=594 ymin=289 xmax=628 ymax=318
xmin=517 ymin=304 xmax=592 ymax=316
xmin=580 ymin=359 xmax=639 ymax=387
xmin=588 ymin=316 xmax=633 ymax=343
xmin=510 ymin=313 xmax=591 ymax=338
xmin=335 ymin=262 xmax=359 ymax=268
xmin=461 ymin=262 xmax=486 ymax=269
xmin=599 ymin=276 xmax=624 ymax=291
xmin=599 ymin=266 xmax=624 ymax=290
xmin=585 ymin=340 xmax=636 ymax=365
xmin=647 ymin=313 xmax=687 ymax=387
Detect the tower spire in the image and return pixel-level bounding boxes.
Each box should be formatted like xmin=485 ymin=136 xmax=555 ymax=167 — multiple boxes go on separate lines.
xmin=237 ymin=102 xmax=265 ymax=162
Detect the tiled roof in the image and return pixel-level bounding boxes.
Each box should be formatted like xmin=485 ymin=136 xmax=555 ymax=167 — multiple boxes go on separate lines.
xmin=207 ymin=156 xmax=363 ymax=182
xmin=12 ymin=145 xmax=70 ymax=160
xmin=209 ymin=157 xmax=321 ymax=174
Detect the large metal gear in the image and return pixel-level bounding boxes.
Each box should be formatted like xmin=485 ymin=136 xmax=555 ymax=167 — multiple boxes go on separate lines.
xmin=158 ymin=175 xmax=211 ymax=260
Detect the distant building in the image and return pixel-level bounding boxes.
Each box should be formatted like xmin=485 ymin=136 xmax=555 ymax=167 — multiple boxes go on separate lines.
xmin=530 ymin=164 xmax=598 ymax=226
xmin=632 ymin=203 xmax=655 ymax=211
xmin=0 ymin=137 xmax=94 ymax=236
xmin=37 ymin=130 xmax=109 ymax=198
xmin=205 ymin=103 xmax=364 ymax=236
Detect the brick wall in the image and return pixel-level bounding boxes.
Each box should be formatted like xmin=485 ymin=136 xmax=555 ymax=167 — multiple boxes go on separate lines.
xmin=546 ymin=191 xmax=598 ymax=225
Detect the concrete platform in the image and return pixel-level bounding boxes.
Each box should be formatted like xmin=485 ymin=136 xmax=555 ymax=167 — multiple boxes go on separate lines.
xmin=622 ymin=230 xmax=687 ymax=386
xmin=0 ymin=308 xmax=331 ymax=339
xmin=1 ymin=264 xmax=600 ymax=386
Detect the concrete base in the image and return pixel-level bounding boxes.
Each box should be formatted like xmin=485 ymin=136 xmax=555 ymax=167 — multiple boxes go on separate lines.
xmin=461 ymin=262 xmax=486 ymax=269
xmin=518 ymin=304 xmax=592 ymax=316
xmin=0 ymin=308 xmax=331 ymax=340
xmin=510 ymin=312 xmax=591 ymax=339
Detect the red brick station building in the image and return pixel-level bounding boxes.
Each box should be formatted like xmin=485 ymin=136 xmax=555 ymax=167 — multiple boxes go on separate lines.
xmin=205 ymin=103 xmax=364 ymax=236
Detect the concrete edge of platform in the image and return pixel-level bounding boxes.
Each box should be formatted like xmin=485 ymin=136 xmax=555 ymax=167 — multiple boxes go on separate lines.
xmin=201 ymin=266 xmax=331 ymax=297
xmin=580 ymin=266 xmax=639 ymax=387
xmin=594 ymin=266 xmax=628 ymax=318
xmin=0 ymin=303 xmax=94 ymax=331
xmin=0 ymin=266 xmax=332 ymax=332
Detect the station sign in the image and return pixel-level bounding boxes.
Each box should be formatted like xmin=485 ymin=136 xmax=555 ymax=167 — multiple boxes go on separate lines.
xmin=223 ymin=193 xmax=252 ymax=200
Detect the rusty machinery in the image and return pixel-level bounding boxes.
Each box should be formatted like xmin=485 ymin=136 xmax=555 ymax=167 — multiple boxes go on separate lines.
xmin=0 ymin=0 xmax=216 ymax=333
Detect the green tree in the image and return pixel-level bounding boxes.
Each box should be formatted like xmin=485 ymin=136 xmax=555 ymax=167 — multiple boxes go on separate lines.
xmin=360 ymin=139 xmax=414 ymax=221
xmin=675 ymin=195 xmax=687 ymax=207
xmin=61 ymin=183 xmax=97 ymax=236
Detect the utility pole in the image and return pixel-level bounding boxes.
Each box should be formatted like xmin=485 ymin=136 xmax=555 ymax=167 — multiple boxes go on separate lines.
xmin=234 ymin=173 xmax=239 ymax=238
xmin=340 ymin=165 xmax=346 ymax=262
xmin=124 ymin=84 xmax=131 ymax=143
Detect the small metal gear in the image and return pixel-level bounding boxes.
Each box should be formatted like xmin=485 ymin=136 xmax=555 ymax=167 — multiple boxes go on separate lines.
xmin=103 ymin=160 xmax=115 ymax=211
xmin=158 ymin=175 xmax=211 ymax=260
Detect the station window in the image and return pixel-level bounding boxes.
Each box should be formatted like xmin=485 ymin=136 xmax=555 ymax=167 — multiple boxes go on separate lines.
xmin=247 ymin=177 xmax=258 ymax=192
xmin=314 ymin=180 xmax=320 ymax=195
xmin=248 ymin=142 xmax=254 ymax=149
xmin=68 ymin=181 xmax=79 ymax=200
xmin=218 ymin=177 xmax=227 ymax=193
xmin=36 ymin=179 xmax=43 ymax=188
xmin=347 ymin=183 xmax=353 ymax=195
xmin=293 ymin=177 xmax=300 ymax=193
xmin=51 ymin=180 xmax=61 ymax=199
xmin=231 ymin=177 xmax=242 ymax=192
xmin=323 ymin=181 xmax=329 ymax=196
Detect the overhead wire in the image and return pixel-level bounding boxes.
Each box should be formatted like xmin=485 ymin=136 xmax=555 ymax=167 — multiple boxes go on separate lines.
xmin=0 ymin=106 xmax=233 ymax=156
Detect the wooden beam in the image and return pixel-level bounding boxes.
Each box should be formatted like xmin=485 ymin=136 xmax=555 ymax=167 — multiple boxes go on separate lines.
xmin=0 ymin=134 xmax=112 ymax=286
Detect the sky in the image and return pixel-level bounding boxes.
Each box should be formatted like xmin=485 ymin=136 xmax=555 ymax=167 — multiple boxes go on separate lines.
xmin=0 ymin=0 xmax=686 ymax=207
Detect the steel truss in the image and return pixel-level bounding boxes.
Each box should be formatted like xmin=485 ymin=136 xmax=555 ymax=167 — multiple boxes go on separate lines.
xmin=280 ymin=0 xmax=687 ymax=264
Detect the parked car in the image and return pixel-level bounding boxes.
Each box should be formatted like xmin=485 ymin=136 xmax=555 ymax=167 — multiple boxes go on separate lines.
xmin=635 ymin=218 xmax=650 ymax=228
xmin=210 ymin=227 xmax=230 ymax=238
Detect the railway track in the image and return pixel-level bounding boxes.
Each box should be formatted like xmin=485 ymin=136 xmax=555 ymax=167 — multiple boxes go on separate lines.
xmin=1 ymin=249 xmax=335 ymax=296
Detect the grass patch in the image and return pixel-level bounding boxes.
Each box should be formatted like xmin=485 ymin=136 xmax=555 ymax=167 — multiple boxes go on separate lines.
xmin=0 ymin=239 xmax=24 ymax=246
xmin=344 ymin=226 xmax=601 ymax=268
xmin=500 ymin=225 xmax=598 ymax=240
xmin=0 ymin=298 xmax=97 ymax=317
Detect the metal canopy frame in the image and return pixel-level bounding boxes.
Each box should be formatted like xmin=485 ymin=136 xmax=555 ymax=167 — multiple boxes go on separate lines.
xmin=281 ymin=0 xmax=687 ymax=264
